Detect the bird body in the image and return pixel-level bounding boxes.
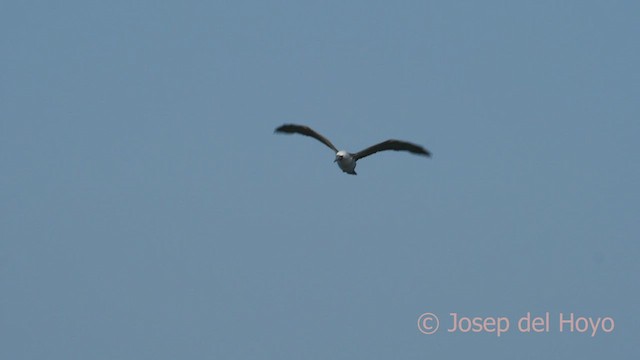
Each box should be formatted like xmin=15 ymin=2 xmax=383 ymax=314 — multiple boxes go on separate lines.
xmin=275 ymin=124 xmax=430 ymax=175
xmin=334 ymin=150 xmax=357 ymax=175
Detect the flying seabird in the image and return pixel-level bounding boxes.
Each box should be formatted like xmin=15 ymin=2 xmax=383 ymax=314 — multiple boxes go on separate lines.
xmin=274 ymin=124 xmax=431 ymax=175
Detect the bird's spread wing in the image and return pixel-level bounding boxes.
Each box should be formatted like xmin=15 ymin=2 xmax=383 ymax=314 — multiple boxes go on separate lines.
xmin=353 ymin=139 xmax=431 ymax=161
xmin=274 ymin=124 xmax=338 ymax=152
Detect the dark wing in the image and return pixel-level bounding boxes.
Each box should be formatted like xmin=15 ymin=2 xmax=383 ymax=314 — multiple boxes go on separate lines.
xmin=353 ymin=139 xmax=431 ymax=161
xmin=274 ymin=124 xmax=338 ymax=152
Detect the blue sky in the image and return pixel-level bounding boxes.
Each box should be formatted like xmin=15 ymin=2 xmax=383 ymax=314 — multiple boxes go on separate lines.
xmin=1 ymin=0 xmax=638 ymax=358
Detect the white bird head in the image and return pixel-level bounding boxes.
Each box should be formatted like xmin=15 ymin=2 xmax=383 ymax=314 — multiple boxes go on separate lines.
xmin=334 ymin=150 xmax=348 ymax=162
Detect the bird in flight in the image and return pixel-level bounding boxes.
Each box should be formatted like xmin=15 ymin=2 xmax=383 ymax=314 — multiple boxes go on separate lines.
xmin=274 ymin=124 xmax=431 ymax=175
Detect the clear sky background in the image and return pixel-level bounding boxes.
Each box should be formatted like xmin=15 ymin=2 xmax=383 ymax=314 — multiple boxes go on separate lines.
xmin=1 ymin=1 xmax=638 ymax=358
